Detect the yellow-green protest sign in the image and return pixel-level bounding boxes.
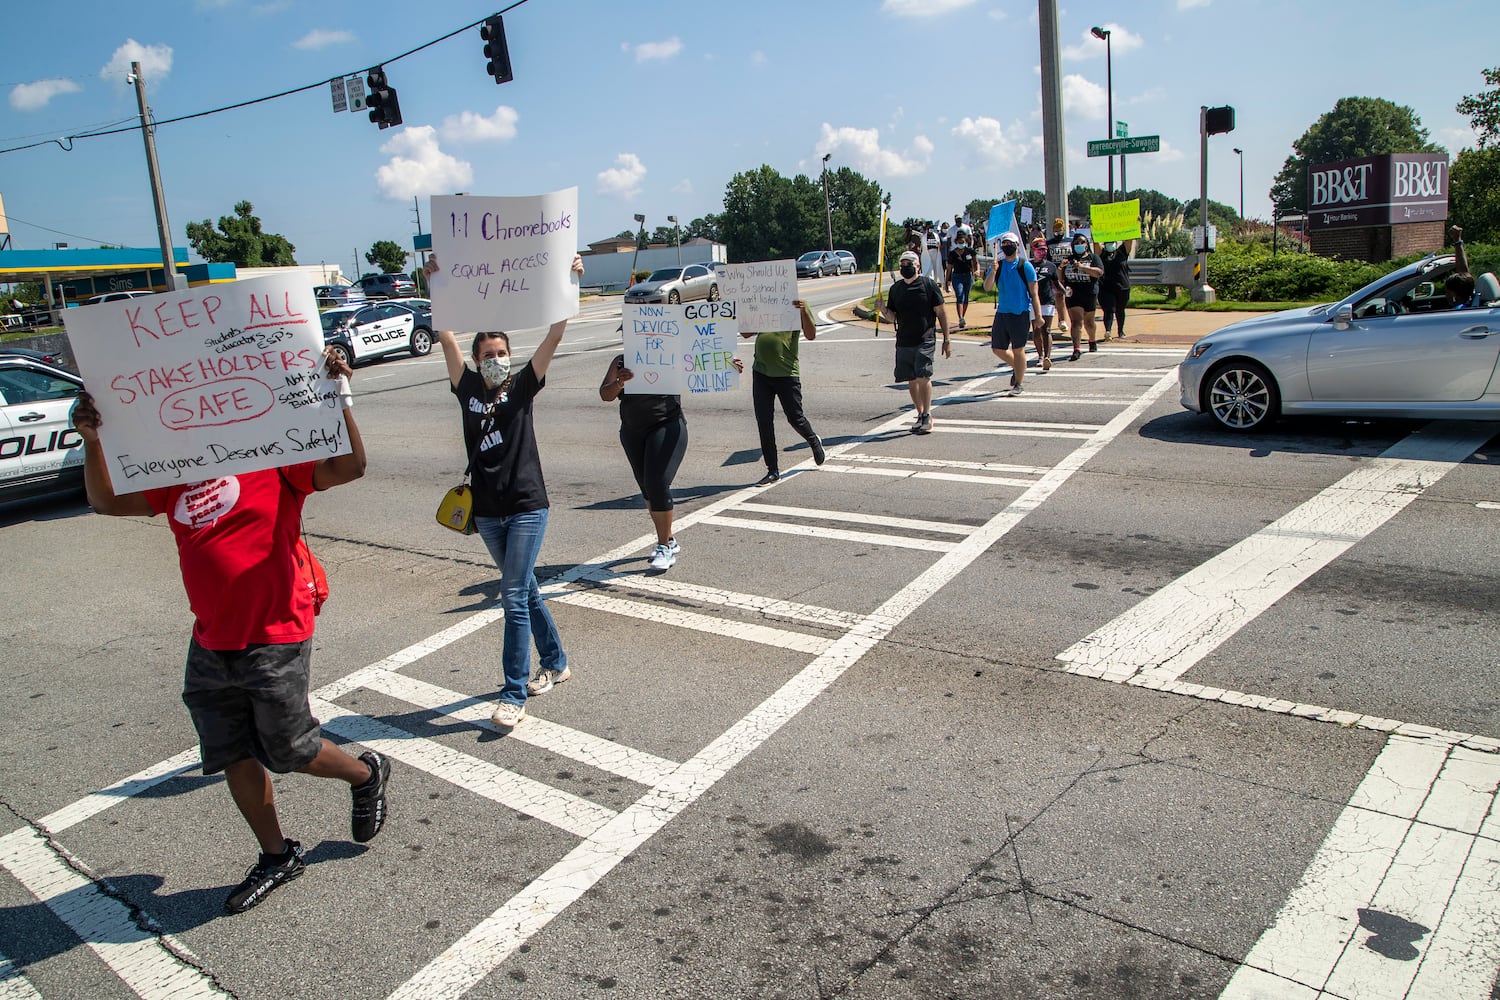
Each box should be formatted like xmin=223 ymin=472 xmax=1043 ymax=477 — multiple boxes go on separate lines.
xmin=1089 ymin=199 xmax=1142 ymax=242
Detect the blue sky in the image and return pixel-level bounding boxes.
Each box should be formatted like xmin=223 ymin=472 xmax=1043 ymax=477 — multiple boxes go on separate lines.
xmin=0 ymin=0 xmax=1490 ymax=275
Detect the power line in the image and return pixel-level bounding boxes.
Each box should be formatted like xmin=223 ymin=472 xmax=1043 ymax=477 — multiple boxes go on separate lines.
xmin=0 ymin=1 xmax=532 ymax=157
xmin=0 ymin=211 xmax=125 ymax=248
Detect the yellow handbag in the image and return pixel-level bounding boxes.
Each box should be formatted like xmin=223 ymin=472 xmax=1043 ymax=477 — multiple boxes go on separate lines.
xmin=436 ymin=483 xmax=476 ymax=534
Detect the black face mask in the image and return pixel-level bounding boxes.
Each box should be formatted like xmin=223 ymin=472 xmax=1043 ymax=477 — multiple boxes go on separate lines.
xmin=899 ymin=263 xmax=917 ymax=278
xmin=1002 ymin=244 xmax=1017 ymax=257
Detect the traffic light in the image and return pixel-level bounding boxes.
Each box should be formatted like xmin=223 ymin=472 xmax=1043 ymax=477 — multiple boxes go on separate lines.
xmin=367 ymin=66 xmax=402 ymax=129
xmin=480 ymin=15 xmax=513 ymax=85
xmin=1204 ymin=105 xmax=1235 ymax=136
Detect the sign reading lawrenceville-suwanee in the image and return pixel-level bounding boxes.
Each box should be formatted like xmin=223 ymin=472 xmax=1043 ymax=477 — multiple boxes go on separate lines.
xmin=1307 ymin=153 xmax=1449 ymax=230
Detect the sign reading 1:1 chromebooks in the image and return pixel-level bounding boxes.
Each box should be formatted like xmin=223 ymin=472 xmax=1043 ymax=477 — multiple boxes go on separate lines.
xmin=429 ymin=188 xmax=580 ymax=332
xmin=62 ymin=274 xmax=347 ymax=492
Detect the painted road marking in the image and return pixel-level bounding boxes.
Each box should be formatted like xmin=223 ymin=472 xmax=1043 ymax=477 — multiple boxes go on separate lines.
xmin=1477 ymin=501 xmax=1500 ymax=511
xmin=384 ymin=371 xmax=1180 ymax=1000
xmin=931 ymin=423 xmax=1094 ymax=440
xmin=577 ymin=571 xmax=865 ymax=630
xmin=818 ymin=463 xmax=1041 ymax=488
xmin=1057 ymin=422 xmax=1499 ymax=685
xmin=702 ymin=513 xmax=961 ymax=553
xmin=1220 ymin=736 xmax=1500 ymax=1000
xmin=358 ymin=670 xmax=679 ymax=786
xmin=313 ymin=699 xmax=617 ymax=838
xmin=737 ymin=501 xmax=975 ymax=535
xmin=0 ymin=948 xmax=43 ymax=1000
xmin=551 ymin=589 xmax=836 ymax=655
xmin=0 ymin=828 xmax=229 ymax=1000
xmin=834 ymin=453 xmax=1052 ymax=476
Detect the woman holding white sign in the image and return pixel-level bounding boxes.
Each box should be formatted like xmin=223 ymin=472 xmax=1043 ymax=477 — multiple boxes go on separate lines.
xmin=426 ymin=253 xmax=584 ymax=731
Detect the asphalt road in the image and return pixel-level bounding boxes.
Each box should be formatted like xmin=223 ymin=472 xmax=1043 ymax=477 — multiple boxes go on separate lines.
xmin=2 ymin=273 xmax=1497 ymax=1000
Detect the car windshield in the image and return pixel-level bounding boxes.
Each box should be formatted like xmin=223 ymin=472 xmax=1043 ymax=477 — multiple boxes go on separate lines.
xmin=320 ymin=311 xmax=353 ymax=332
xmin=798 ymin=252 xmax=823 ymax=262
xmin=646 ymin=269 xmax=683 ymax=282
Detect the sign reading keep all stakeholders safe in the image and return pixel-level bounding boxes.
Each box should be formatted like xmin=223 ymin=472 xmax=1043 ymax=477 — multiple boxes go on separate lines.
xmin=62 ymin=274 xmax=348 ymax=492
xmin=430 ymin=188 xmax=580 ymax=333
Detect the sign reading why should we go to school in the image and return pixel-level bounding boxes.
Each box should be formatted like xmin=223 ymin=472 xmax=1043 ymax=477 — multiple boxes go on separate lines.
xmin=62 ymin=274 xmax=348 ymax=493
xmin=429 ymin=188 xmax=580 ymax=332
xmin=622 ymin=301 xmax=740 ymax=396
xmin=714 ymin=259 xmax=798 ymax=333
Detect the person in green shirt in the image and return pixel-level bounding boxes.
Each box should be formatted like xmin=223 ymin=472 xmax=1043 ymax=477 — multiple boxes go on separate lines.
xmin=740 ymin=300 xmax=826 ymax=486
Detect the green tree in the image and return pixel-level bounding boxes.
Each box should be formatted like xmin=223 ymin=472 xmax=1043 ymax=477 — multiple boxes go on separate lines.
xmin=1270 ymin=97 xmax=1442 ymax=214
xmin=185 ymin=201 xmax=297 ymax=266
xmin=1455 ymin=66 xmax=1500 ymax=148
xmin=365 ymin=240 xmax=409 ymax=274
xmin=720 ymin=165 xmax=818 ymax=262
xmin=684 ymin=214 xmax=721 ymax=241
xmin=824 ymin=166 xmax=889 ymax=270
xmin=1181 ymin=198 xmax=1241 ymax=236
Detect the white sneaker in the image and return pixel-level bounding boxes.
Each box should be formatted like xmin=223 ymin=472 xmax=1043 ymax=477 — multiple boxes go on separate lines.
xmin=666 ymin=537 xmax=681 ymax=556
xmin=649 ymin=543 xmax=676 ymax=570
xmin=527 ymin=665 xmax=570 ymax=696
xmin=490 ymin=701 xmax=526 ymax=728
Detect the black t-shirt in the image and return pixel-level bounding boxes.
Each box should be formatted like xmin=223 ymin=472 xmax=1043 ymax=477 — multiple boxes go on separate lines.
xmin=886 ymin=277 xmax=944 ymax=347
xmin=1100 ymin=246 xmax=1131 ymax=293
xmin=1046 ymin=235 xmax=1072 ymax=268
xmin=1063 ymin=251 xmax=1104 ymax=293
xmin=947 ymin=246 xmax=977 ymax=276
xmin=454 ymin=363 xmax=548 ymax=517
xmin=610 ymin=355 xmax=683 ymax=434
xmin=1032 ymin=259 xmax=1061 ymax=305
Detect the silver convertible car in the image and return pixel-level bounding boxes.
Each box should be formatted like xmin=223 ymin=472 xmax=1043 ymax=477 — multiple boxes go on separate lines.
xmin=1179 ymin=254 xmax=1500 ymax=431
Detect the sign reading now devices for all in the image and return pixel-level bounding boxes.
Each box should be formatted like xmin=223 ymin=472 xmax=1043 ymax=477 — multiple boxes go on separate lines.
xmin=429 ymin=188 xmax=580 ymax=332
xmin=622 ymin=301 xmax=740 ymax=396
xmin=63 ymin=275 xmax=348 ymax=492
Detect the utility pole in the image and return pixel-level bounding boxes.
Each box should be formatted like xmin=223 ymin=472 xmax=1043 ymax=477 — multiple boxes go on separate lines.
xmin=413 ymin=196 xmax=427 ymax=291
xmin=131 ymin=61 xmax=179 ymax=292
xmin=1038 ymin=1 xmax=1069 ymax=231
xmin=821 ymin=153 xmax=834 ymax=251
xmin=1193 ymin=107 xmax=1216 ymax=303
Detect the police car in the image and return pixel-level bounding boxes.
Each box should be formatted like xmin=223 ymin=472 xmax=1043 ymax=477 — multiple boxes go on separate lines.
xmin=0 ymin=354 xmax=85 ymax=503
xmin=320 ymin=302 xmax=433 ymax=367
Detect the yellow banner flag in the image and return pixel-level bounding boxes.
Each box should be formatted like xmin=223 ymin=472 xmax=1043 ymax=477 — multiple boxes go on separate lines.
xmin=1089 ymin=199 xmax=1142 ymax=242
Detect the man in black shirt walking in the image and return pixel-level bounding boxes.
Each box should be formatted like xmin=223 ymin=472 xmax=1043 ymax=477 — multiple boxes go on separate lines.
xmin=880 ymin=250 xmax=950 ymax=435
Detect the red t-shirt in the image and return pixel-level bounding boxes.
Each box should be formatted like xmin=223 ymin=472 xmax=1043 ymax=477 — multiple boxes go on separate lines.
xmin=145 ymin=464 xmax=317 ymax=650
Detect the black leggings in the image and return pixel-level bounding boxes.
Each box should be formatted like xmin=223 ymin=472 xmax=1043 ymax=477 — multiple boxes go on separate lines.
xmin=619 ymin=417 xmax=687 ymax=511
xmin=753 ymin=371 xmax=816 ymax=474
xmin=1098 ymin=286 xmax=1129 ymax=334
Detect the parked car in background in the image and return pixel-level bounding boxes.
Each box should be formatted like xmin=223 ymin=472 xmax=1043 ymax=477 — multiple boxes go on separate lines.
xmin=834 ymin=250 xmax=858 ymax=274
xmin=314 ymin=285 xmax=368 ymax=308
xmin=84 ymin=290 xmax=153 ymax=306
xmin=0 ymin=346 xmax=70 ymax=369
xmin=1179 ymin=254 xmax=1500 ymax=432
xmin=796 ymin=251 xmax=840 ymax=278
xmin=320 ymin=302 xmax=433 ymax=367
xmin=0 ymin=355 xmax=84 ymax=503
xmin=359 ymin=273 xmax=418 ymax=300
xmin=623 ymin=264 xmax=719 ymax=304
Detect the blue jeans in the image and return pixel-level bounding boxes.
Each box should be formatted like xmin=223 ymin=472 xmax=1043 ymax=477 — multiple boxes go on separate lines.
xmin=474 ymin=508 xmax=566 ymax=707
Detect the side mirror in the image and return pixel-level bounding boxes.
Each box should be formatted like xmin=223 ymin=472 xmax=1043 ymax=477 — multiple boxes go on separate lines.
xmin=1332 ymin=304 xmax=1353 ymax=330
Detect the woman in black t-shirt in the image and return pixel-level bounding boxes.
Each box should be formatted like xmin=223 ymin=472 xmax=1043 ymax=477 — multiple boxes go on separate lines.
xmin=1061 ymin=235 xmax=1104 ymax=359
xmin=1097 ymin=239 xmax=1134 ymax=340
xmin=426 ymin=253 xmax=583 ymax=730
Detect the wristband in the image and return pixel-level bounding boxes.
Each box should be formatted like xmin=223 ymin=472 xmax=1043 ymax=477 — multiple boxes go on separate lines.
xmin=337 ymin=375 xmax=353 ymax=410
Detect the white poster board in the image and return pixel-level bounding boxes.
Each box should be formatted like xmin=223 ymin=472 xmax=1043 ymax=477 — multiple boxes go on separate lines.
xmin=714 ymin=259 xmax=797 ymax=333
xmin=622 ymin=302 xmax=740 ymax=396
xmin=62 ymin=275 xmax=346 ymax=493
xmin=429 ymin=188 xmax=580 ymax=332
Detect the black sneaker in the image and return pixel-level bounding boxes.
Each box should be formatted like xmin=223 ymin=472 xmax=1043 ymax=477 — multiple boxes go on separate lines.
xmin=224 ymin=839 xmax=304 ymax=914
xmin=756 ymin=471 xmax=780 ymax=487
xmin=809 ymin=436 xmax=826 ymax=466
xmin=351 ymin=750 xmax=391 ymax=843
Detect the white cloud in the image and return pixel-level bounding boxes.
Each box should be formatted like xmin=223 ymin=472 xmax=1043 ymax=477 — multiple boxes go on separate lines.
xmin=292 ymin=29 xmax=353 ymax=50
xmin=1062 ymin=74 xmax=1107 ymax=120
xmin=1062 ymin=23 xmax=1145 ymax=61
xmin=988 ymin=7 xmax=1008 ymax=19
xmin=597 ymin=153 xmax=647 ymax=198
xmin=1439 ymin=126 xmax=1480 ymax=150
xmin=9 ymin=78 xmax=82 ymax=111
xmin=951 ymin=116 xmax=1042 ymax=169
xmin=671 ymin=178 xmax=693 ymax=195
xmin=100 ymin=39 xmax=173 ymax=87
xmin=1178 ymin=0 xmax=1211 ymax=7
xmin=440 ymin=105 xmax=518 ymax=143
xmin=815 ymin=124 xmax=931 ymax=179
xmin=633 ymin=37 xmax=683 ymax=62
xmin=882 ymin=0 xmax=977 ymax=16
xmin=750 ymin=50 xmax=767 ymax=66
xmin=374 ymin=126 xmax=473 ymax=201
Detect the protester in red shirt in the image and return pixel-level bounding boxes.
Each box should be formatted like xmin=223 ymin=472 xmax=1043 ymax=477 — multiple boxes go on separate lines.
xmin=71 ymin=349 xmax=386 ymax=915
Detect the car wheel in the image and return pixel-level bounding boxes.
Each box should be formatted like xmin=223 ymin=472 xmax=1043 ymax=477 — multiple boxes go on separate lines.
xmin=708 ymin=283 xmax=720 ymax=302
xmin=329 ymin=343 xmax=354 ymax=369
xmin=668 ymin=289 xmax=681 ymax=304
xmin=1205 ymin=360 xmax=1279 ymax=432
xmin=410 ymin=326 xmax=433 ymax=357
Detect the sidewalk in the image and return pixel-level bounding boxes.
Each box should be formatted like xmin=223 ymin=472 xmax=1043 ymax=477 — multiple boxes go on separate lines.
xmin=832 ymin=299 xmax=1264 ymax=348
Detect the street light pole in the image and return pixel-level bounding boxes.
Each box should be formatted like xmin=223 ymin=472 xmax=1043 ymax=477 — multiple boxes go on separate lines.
xmin=1091 ymin=26 xmax=1113 ymax=203
xmin=130 ymin=61 xmax=180 ymax=292
xmin=628 ymin=213 xmax=645 ymax=289
xmin=1232 ymin=147 xmax=1244 ymax=221
xmin=821 ymin=153 xmax=834 ymax=251
xmin=667 ymin=214 xmax=681 ymax=266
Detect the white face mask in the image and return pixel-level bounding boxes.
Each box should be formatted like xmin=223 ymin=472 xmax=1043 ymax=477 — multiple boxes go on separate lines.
xmin=480 ymin=356 xmax=512 ymax=387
